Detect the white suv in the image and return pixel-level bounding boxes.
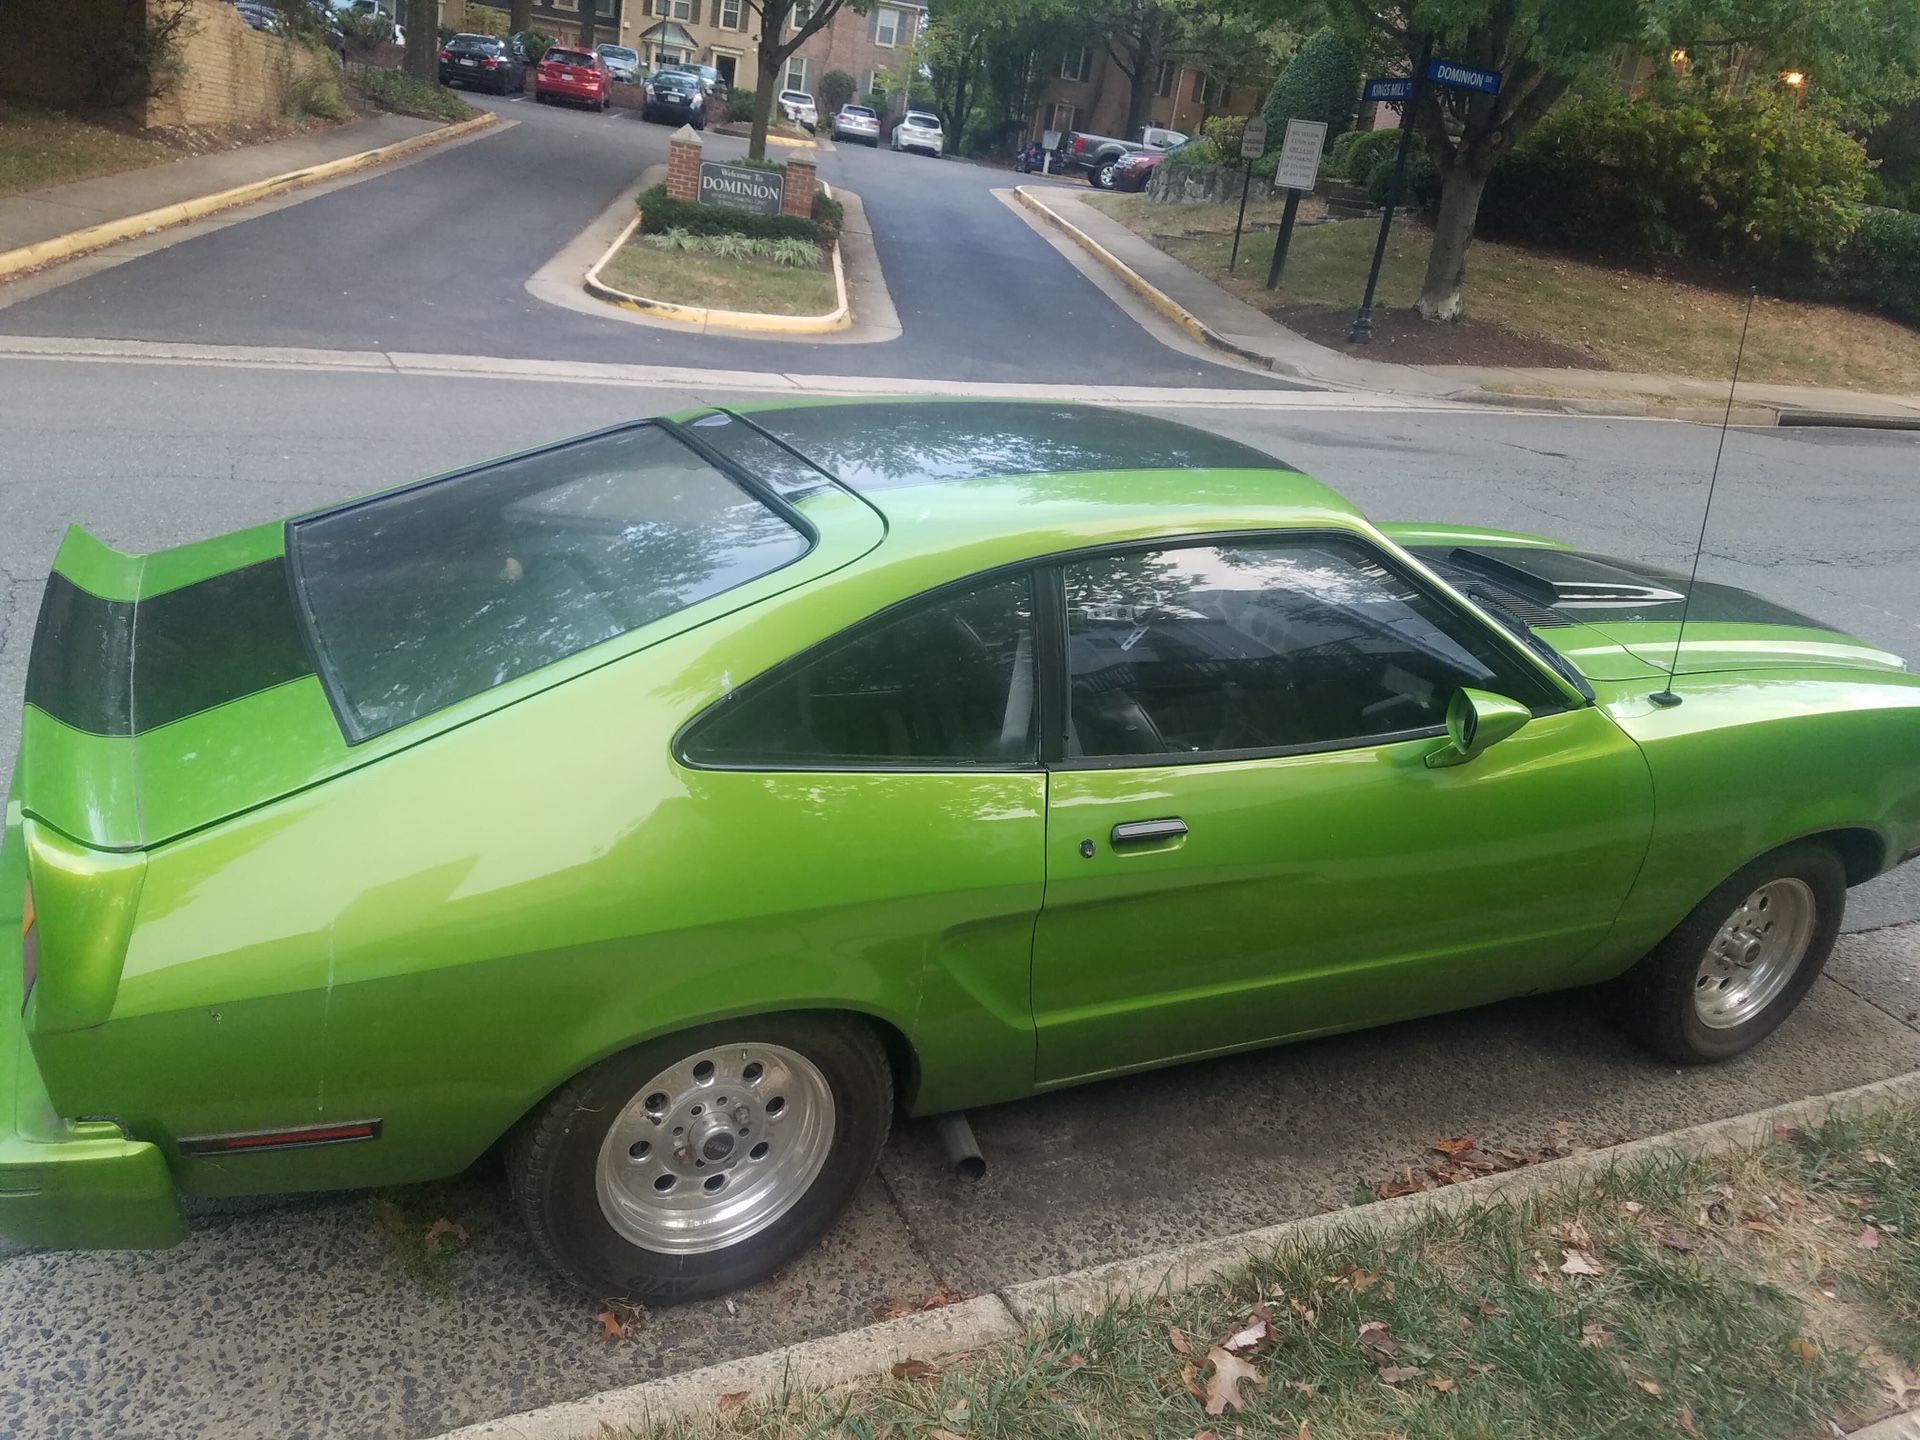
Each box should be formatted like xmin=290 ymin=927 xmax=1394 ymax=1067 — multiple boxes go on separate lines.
xmin=890 ymin=109 xmax=944 ymax=157
xmin=778 ymin=89 xmax=817 ymax=130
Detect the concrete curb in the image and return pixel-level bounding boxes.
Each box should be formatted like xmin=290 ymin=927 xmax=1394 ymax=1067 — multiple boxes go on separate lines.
xmin=584 ymin=187 xmax=851 ymax=335
xmin=0 ymin=112 xmax=500 ymax=283
xmin=1012 ymin=185 xmax=1276 ymax=372
xmin=426 ymin=1069 xmax=1920 ymax=1440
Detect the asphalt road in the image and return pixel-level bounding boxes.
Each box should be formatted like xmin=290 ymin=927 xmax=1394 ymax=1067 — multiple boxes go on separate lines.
xmin=0 ymin=93 xmax=1274 ymax=388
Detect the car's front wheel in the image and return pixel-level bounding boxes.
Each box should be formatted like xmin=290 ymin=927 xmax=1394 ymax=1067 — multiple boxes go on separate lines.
xmin=1611 ymin=841 xmax=1845 ymax=1064
xmin=511 ymin=1013 xmax=891 ymax=1302
xmin=1094 ymin=158 xmax=1120 ymax=189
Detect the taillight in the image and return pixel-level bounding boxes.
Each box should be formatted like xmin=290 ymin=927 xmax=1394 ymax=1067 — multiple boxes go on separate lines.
xmin=20 ymin=882 xmax=36 ymax=1006
xmin=438 ymin=47 xmax=450 ymax=59
xmin=1072 ymin=135 xmax=1085 ymax=153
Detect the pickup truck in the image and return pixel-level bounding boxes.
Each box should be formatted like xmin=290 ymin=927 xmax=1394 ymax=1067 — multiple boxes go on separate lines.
xmin=1063 ymin=125 xmax=1188 ymax=188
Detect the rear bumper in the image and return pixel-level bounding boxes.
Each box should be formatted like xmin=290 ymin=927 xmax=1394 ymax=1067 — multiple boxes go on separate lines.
xmin=541 ymin=80 xmax=604 ymax=102
xmin=0 ymin=801 xmax=183 ymax=1251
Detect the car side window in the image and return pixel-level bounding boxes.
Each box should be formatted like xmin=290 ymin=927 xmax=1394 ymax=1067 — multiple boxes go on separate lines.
xmin=1062 ymin=537 xmax=1556 ymax=761
xmin=683 ymin=575 xmax=1037 ymax=767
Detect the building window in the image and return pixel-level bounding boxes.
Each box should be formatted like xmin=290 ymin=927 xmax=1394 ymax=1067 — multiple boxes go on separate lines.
xmin=1060 ymin=45 xmax=1092 ymax=83
xmin=1047 ymin=101 xmax=1076 ymax=135
xmin=869 ymin=5 xmax=900 ymax=46
xmin=1155 ymin=59 xmax=1175 ymax=97
xmin=784 ymin=55 xmax=810 ymax=92
xmin=718 ymin=0 xmax=741 ymax=27
xmin=652 ymin=0 xmax=689 ymax=17
xmin=1190 ymin=71 xmax=1225 ymax=107
xmin=790 ymin=1 xmax=812 ymax=29
xmin=595 ymin=0 xmax=614 ymax=16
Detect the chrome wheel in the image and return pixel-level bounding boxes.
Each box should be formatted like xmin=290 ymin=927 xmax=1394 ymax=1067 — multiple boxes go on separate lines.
xmin=594 ymin=1042 xmax=835 ymax=1255
xmin=1693 ymin=878 xmax=1816 ymax=1029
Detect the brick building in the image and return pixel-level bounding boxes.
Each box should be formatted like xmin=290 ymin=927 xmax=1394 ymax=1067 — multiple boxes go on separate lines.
xmin=1029 ymin=43 xmax=1263 ymax=142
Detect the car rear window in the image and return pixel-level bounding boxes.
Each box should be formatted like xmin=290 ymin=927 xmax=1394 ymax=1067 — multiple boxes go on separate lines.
xmin=447 ymin=34 xmax=499 ymax=50
xmin=905 ymin=114 xmax=940 ymax=128
xmin=600 ymin=46 xmax=637 ymax=61
xmin=844 ymin=106 xmax=875 ymax=117
xmin=545 ymin=49 xmax=594 ymax=66
xmin=287 ymin=424 xmax=810 ymax=742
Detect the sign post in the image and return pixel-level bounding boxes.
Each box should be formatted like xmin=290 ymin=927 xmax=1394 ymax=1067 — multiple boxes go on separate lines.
xmin=1228 ymin=115 xmax=1268 ymax=272
xmin=1263 ymin=117 xmax=1328 ymax=290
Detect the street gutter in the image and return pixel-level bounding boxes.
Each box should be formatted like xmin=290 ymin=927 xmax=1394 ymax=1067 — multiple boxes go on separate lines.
xmin=429 ymin=1068 xmax=1920 ymax=1440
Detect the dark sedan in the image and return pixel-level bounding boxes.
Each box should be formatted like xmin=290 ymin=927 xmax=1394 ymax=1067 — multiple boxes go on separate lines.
xmin=438 ymin=33 xmax=526 ymax=95
xmin=641 ymin=69 xmax=707 ymax=128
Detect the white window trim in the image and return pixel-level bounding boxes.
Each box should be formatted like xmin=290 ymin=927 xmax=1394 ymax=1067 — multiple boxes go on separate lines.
xmin=1049 ymin=101 xmax=1076 ymax=134
xmin=872 ymin=5 xmax=899 ymax=47
xmin=718 ymin=0 xmax=741 ymax=27
xmin=784 ymin=54 xmax=810 ymax=92
xmin=1060 ymin=46 xmax=1091 ymax=82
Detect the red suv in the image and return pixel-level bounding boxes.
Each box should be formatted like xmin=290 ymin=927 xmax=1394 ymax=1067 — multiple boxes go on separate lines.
xmin=535 ymin=48 xmax=611 ymax=111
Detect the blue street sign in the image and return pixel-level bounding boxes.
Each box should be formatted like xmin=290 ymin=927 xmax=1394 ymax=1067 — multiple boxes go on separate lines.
xmin=1364 ymin=77 xmax=1415 ymax=102
xmin=1426 ymin=57 xmax=1501 ymax=94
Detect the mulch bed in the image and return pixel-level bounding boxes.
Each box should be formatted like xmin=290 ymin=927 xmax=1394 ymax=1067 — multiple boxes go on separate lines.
xmin=1268 ymin=301 xmax=1603 ymax=369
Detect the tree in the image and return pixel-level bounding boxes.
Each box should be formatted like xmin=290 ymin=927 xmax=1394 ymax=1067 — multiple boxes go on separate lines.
xmin=403 ymin=0 xmax=437 ymax=79
xmin=743 ymin=0 xmax=870 ymax=159
xmin=819 ymin=68 xmax=857 ymax=112
xmin=1259 ymin=26 xmax=1360 ymax=140
xmin=511 ymin=0 xmax=532 ymax=35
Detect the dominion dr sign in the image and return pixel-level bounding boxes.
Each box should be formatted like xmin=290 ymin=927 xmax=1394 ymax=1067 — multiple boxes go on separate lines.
xmin=697 ymin=160 xmax=783 ymax=216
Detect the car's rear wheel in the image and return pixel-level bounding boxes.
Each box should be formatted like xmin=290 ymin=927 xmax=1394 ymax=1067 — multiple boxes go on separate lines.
xmin=1094 ymin=158 xmax=1120 ymax=189
xmin=510 ymin=1013 xmax=891 ymax=1302
xmin=1610 ymin=841 xmax=1845 ymax=1063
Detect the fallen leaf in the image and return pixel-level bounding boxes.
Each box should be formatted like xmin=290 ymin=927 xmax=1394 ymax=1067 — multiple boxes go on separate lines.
xmin=1469 ymin=1363 xmax=1496 ymax=1376
xmin=423 ymin=1217 xmax=468 ymax=1250
xmin=1743 ymin=1217 xmax=1778 ymax=1236
xmin=1376 ymin=1167 xmax=1430 ymax=1200
xmin=929 ymin=1432 xmax=966 ymax=1440
xmin=1189 ymin=1433 xmax=1217 ymax=1440
xmin=1296 ymin=1423 xmax=1310 ymax=1440
xmin=1221 ymin=1317 xmax=1271 ymax=1354
xmin=593 ymin=1310 xmax=626 ymax=1340
xmin=1791 ymin=1337 xmax=1819 ymax=1363
xmin=717 ymin=1390 xmax=749 ymax=1413
xmin=1288 ymin=1297 xmax=1317 ymax=1326
xmin=1638 ymin=1380 xmax=1665 ymax=1397
xmin=1286 ymin=1380 xmax=1316 ymax=1395
xmin=1859 ymin=1148 xmax=1897 ymax=1168
xmin=1064 ymin=1352 xmax=1085 ymax=1367
xmin=1358 ymin=1320 xmax=1390 ymax=1342
xmin=1432 ymin=1136 xmax=1477 ymax=1158
xmin=892 ymin=1358 xmax=938 ymax=1381
xmin=1202 ymin=1346 xmax=1267 ymax=1415
xmin=1349 ymin=1267 xmax=1383 ymax=1292
xmin=1556 ymin=1220 xmax=1592 ymax=1250
xmin=873 ymin=1286 xmax=978 ymax=1320
xmin=1661 ymin=1230 xmax=1696 ymax=1253
xmin=1623 ymin=1201 xmax=1646 ymax=1216
xmin=1379 ymin=1365 xmax=1424 ymax=1384
xmin=1561 ymin=1248 xmax=1604 ymax=1277
xmin=1680 ymin=1405 xmax=1698 ymax=1436
xmin=1475 ymin=1299 xmax=1500 ymax=1320
xmin=1180 ymin=1360 xmax=1203 ymax=1402
xmin=1581 ymin=1323 xmax=1613 ymax=1348
xmin=1857 ymin=1224 xmax=1883 ymax=1250
xmin=1427 ymin=1377 xmax=1458 ymax=1393
xmin=1169 ymin=1326 xmax=1191 ymax=1355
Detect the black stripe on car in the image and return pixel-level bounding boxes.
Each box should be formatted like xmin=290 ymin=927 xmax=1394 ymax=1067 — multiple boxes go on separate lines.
xmin=24 ymin=559 xmax=317 ymax=737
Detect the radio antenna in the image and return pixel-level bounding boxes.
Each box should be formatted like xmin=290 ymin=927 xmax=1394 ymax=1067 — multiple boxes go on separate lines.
xmin=1650 ymin=286 xmax=1757 ymax=708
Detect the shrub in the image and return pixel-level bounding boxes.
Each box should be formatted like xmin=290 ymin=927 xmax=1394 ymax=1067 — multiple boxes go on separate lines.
xmin=288 ymin=62 xmax=351 ymax=121
xmin=1338 ymin=126 xmax=1401 ymax=182
xmin=818 ymin=69 xmax=856 ymax=113
xmin=1199 ymin=114 xmax=1245 ymax=156
xmin=1165 ymin=137 xmax=1224 ymax=167
xmin=339 ymin=13 xmax=392 ymax=53
xmin=459 ymin=8 xmax=509 ymax=39
xmin=636 ymin=183 xmax=830 ymax=246
xmin=642 ymin=230 xmax=824 ymax=268
xmin=1816 ymin=206 xmax=1920 ymax=324
xmin=767 ymin=236 xmax=822 ymax=268
xmin=727 ymin=87 xmax=756 ymax=122
xmin=1260 ymin=27 xmax=1360 ymax=147
xmin=811 ymin=190 xmax=844 ymax=232
xmin=1478 ymin=85 xmax=1870 ymax=272
xmin=1366 ymin=150 xmax=1435 ymax=208
xmin=517 ymin=29 xmax=554 ymax=64
xmin=350 ymin=66 xmax=475 ymax=121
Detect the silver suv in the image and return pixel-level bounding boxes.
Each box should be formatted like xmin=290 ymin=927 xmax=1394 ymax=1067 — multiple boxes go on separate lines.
xmin=890 ymin=109 xmax=944 ymax=157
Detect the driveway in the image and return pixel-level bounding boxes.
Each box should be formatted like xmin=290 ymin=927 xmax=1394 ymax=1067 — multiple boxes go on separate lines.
xmin=0 ymin=94 xmax=1284 ymax=389
xmin=1 ymin=362 xmax=1916 ymax=1439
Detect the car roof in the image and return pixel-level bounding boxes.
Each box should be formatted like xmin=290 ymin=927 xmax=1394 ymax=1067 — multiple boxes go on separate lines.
xmin=723 ymin=400 xmax=1361 ymax=557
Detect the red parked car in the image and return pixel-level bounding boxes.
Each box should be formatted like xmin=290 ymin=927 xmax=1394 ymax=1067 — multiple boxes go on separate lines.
xmin=1109 ymin=147 xmax=1170 ymax=192
xmin=535 ymin=47 xmax=611 ymax=111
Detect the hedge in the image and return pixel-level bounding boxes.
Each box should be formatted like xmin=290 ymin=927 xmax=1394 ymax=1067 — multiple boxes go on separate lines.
xmin=1814 ymin=206 xmax=1920 ymax=325
xmin=1339 ymin=126 xmax=1401 ymax=182
xmin=635 ymin=183 xmax=838 ymax=247
xmin=1260 ymin=28 xmax=1360 ymax=146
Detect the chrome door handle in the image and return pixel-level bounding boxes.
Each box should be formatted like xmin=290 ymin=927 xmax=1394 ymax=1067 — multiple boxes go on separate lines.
xmin=1110 ymin=818 xmax=1188 ymax=846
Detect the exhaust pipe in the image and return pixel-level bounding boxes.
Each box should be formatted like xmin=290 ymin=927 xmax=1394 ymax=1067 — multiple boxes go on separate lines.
xmin=935 ymin=1113 xmax=986 ymax=1184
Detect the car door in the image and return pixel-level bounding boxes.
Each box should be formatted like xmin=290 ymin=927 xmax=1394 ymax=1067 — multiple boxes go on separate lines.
xmin=1030 ymin=533 xmax=1655 ymax=1085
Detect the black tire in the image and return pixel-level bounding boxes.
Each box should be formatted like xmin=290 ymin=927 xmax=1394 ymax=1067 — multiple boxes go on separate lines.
xmin=1609 ymin=840 xmax=1845 ymax=1064
xmin=1093 ymin=158 xmax=1120 ymax=189
xmin=510 ymin=1012 xmax=891 ymax=1303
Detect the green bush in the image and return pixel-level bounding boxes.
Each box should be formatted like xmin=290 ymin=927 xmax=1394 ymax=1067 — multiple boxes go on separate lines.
xmin=288 ymin=62 xmax=351 ymax=121
xmin=818 ymin=69 xmax=856 ymax=113
xmin=350 ymin=66 xmax=474 ymax=121
xmin=1260 ymin=27 xmax=1360 ymax=147
xmin=1165 ymin=137 xmax=1224 ymax=167
xmin=1198 ymin=114 xmax=1246 ymax=156
xmin=645 ymin=229 xmax=824 ymax=268
xmin=516 ymin=29 xmax=554 ymax=64
xmin=1366 ymin=151 xmax=1434 ymax=208
xmin=1338 ymin=126 xmax=1400 ymax=182
xmin=727 ymin=87 xmax=756 ymax=122
xmin=1816 ymin=206 xmax=1920 ymax=324
xmin=636 ymin=183 xmax=830 ymax=246
xmin=811 ymin=190 xmax=844 ymax=232
xmin=1478 ymin=85 xmax=1870 ymax=271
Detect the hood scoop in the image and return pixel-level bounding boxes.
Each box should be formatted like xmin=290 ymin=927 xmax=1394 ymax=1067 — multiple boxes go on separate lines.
xmin=1443 ymin=547 xmax=1686 ymax=608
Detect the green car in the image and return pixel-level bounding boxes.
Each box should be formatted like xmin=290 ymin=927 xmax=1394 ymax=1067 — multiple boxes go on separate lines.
xmin=5 ymin=401 xmax=1918 ymax=1300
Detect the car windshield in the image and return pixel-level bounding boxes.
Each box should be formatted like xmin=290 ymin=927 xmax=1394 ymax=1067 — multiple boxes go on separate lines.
xmin=287 ymin=424 xmax=810 ymax=741
xmin=546 ymin=49 xmax=593 ymax=66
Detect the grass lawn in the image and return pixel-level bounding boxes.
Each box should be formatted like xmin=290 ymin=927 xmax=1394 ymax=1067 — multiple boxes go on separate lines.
xmin=633 ymin=1103 xmax=1920 ymax=1440
xmin=0 ymin=101 xmax=179 ymax=199
xmin=601 ymin=242 xmax=837 ymax=316
xmin=1086 ymin=192 xmax=1920 ymax=395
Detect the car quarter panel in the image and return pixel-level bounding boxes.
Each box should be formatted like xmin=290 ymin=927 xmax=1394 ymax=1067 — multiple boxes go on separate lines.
xmin=1597 ymin=669 xmax=1920 ymax=959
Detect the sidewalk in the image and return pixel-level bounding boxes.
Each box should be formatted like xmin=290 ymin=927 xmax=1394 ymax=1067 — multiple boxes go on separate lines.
xmin=1018 ymin=186 xmax=1920 ymax=428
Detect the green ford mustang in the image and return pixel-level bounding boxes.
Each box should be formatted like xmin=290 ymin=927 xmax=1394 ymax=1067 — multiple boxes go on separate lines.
xmin=5 ymin=400 xmax=1919 ymax=1299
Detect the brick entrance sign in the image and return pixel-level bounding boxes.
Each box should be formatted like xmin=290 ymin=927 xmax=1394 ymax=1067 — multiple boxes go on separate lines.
xmin=665 ymin=126 xmax=816 ymax=219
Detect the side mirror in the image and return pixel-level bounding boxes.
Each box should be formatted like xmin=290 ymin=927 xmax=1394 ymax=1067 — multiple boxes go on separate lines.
xmin=1426 ymin=688 xmax=1531 ymax=769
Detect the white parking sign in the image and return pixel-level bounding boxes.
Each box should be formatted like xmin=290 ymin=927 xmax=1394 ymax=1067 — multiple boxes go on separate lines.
xmin=1273 ymin=118 xmax=1328 ymax=192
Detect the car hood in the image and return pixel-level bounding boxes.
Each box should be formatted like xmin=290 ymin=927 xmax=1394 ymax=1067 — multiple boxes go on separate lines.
xmin=1381 ymin=524 xmax=1907 ymax=684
